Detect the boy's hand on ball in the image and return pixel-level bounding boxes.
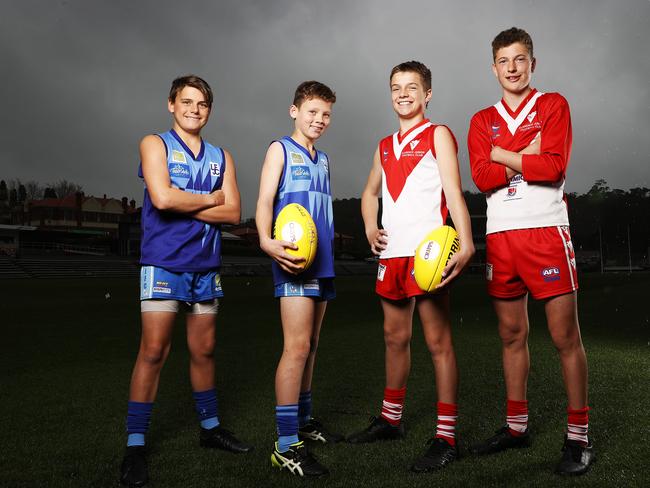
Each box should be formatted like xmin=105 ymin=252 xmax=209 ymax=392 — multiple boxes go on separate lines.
xmin=437 ymin=246 xmax=474 ymax=289
xmin=261 ymin=237 xmax=305 ymax=274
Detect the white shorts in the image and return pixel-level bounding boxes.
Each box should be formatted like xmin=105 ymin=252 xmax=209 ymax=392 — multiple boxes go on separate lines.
xmin=140 ymin=298 xmax=219 ymax=315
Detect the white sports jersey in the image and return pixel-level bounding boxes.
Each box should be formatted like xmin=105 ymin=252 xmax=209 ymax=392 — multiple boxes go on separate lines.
xmin=379 ymin=119 xmax=449 ymax=258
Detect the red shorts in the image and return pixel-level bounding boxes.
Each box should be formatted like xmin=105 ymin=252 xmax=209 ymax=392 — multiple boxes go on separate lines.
xmin=375 ymin=256 xmax=425 ymax=300
xmin=486 ymin=226 xmax=578 ymax=300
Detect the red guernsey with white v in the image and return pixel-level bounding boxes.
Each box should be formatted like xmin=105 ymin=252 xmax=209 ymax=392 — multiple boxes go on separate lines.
xmin=468 ymin=88 xmax=573 ymax=235
xmin=379 ymin=119 xmax=450 ymax=258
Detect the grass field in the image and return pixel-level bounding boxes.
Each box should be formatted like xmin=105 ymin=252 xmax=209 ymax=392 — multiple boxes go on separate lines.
xmin=0 ymin=273 xmax=648 ymax=487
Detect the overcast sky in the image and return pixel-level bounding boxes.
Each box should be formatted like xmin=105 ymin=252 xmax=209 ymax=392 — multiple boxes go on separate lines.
xmin=2 ymin=0 xmax=649 ymax=217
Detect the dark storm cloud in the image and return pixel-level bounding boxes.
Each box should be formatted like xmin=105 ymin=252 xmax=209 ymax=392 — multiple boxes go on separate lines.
xmin=1 ymin=0 xmax=648 ymax=217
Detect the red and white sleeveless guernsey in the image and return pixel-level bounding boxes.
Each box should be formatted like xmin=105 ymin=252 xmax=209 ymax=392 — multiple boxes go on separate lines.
xmin=468 ymin=89 xmax=572 ymax=234
xmin=379 ymin=119 xmax=451 ymax=258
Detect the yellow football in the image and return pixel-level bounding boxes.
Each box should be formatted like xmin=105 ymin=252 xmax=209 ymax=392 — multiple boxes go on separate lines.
xmin=273 ymin=203 xmax=318 ymax=271
xmin=414 ymin=225 xmax=461 ymax=292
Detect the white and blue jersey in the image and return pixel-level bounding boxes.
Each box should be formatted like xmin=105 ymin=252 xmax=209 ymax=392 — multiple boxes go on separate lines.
xmin=272 ymin=136 xmax=335 ymax=286
xmin=139 ymin=129 xmax=225 ymax=273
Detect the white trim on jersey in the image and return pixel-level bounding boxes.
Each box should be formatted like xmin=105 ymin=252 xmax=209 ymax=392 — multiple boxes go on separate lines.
xmin=391 ymin=122 xmax=432 ymax=159
xmin=494 ymin=91 xmax=544 ymax=135
xmin=557 ymin=226 xmax=577 ymax=291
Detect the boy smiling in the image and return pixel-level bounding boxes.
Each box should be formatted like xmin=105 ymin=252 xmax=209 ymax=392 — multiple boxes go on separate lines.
xmin=468 ymin=27 xmax=594 ymax=476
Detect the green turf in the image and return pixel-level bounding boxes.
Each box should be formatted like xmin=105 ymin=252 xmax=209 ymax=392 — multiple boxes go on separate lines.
xmin=0 ymin=273 xmax=648 ymax=487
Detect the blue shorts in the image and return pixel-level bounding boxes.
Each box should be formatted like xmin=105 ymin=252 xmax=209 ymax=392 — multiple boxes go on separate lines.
xmin=274 ymin=277 xmax=336 ymax=301
xmin=140 ymin=265 xmax=224 ymax=302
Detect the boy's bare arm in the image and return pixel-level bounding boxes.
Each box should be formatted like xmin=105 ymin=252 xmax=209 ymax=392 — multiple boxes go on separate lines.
xmin=433 ymin=126 xmax=475 ymax=288
xmin=191 ymin=150 xmax=240 ymax=225
xmin=361 ymin=147 xmax=387 ymax=255
xmin=141 ymin=135 xmax=222 ymax=213
xmin=255 ymin=142 xmax=304 ymax=274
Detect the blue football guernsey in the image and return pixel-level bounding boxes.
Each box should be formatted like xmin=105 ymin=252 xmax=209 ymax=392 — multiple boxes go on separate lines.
xmin=272 ymin=136 xmax=335 ymax=285
xmin=139 ymin=129 xmax=225 ymax=272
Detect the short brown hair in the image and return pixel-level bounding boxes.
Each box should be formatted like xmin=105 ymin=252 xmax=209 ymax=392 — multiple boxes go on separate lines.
xmin=168 ymin=75 xmax=213 ymax=108
xmin=293 ymin=81 xmax=336 ymax=107
xmin=492 ymin=27 xmax=534 ymax=61
xmin=390 ymin=61 xmax=431 ymax=92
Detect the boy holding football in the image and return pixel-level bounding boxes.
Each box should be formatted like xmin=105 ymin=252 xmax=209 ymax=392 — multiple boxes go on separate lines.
xmin=467 ymin=27 xmax=594 ymax=475
xmin=349 ymin=61 xmax=474 ymax=473
xmin=120 ymin=75 xmax=252 ymax=487
xmin=255 ymin=81 xmax=341 ymax=477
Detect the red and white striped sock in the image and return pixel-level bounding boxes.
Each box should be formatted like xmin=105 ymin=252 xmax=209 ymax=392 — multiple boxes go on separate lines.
xmin=506 ymin=399 xmax=528 ymax=436
xmin=434 ymin=402 xmax=458 ymax=446
xmin=567 ymin=406 xmax=589 ymax=445
xmin=380 ymin=387 xmax=406 ymax=426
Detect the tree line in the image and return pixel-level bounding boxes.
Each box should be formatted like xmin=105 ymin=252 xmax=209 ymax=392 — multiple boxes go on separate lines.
xmin=332 ymin=179 xmax=650 ymax=264
xmin=1 ymin=177 xmax=647 ymax=264
xmin=0 ymin=179 xmax=84 ymax=207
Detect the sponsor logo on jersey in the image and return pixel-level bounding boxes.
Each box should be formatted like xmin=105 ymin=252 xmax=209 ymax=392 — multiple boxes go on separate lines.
xmin=519 ymin=119 xmax=542 ymax=132
xmin=214 ymin=274 xmax=222 ymax=291
xmin=383 ymin=149 xmax=389 ymax=161
xmin=172 ymin=150 xmax=187 ymax=163
xmin=170 ymin=163 xmax=191 ymax=178
xmin=290 ymin=152 xmax=304 ymax=165
xmin=401 ymin=149 xmax=427 ymax=158
xmin=527 ymin=111 xmax=537 ymax=123
xmin=511 ymin=174 xmax=524 ymax=183
xmin=377 ymin=263 xmax=386 ymax=281
xmin=507 ymin=187 xmax=517 ymax=197
xmin=304 ymin=280 xmax=319 ymax=291
xmin=409 ymin=139 xmax=420 ymax=150
xmin=491 ymin=124 xmax=500 ymax=141
xmin=209 ymin=162 xmax=221 ymax=177
xmin=153 ymin=286 xmax=172 ymax=294
xmin=321 ymin=157 xmax=329 ymax=172
xmin=541 ymin=266 xmax=561 ymax=282
xmin=486 ymin=263 xmax=493 ymax=281
xmin=291 ymin=165 xmax=311 ymax=180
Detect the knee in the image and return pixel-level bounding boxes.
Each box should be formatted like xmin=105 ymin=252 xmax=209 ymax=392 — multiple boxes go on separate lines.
xmin=550 ymin=327 xmax=582 ymax=353
xmin=189 ymin=339 xmax=215 ymax=361
xmin=384 ymin=327 xmax=411 ymax=351
xmin=285 ymin=339 xmax=312 ymax=363
xmin=425 ymin=334 xmax=452 ymax=358
xmin=499 ymin=321 xmax=528 ymax=348
xmin=139 ymin=343 xmax=168 ymax=366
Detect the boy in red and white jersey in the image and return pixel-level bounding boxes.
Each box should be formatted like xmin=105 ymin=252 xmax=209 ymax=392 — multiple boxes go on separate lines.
xmin=348 ymin=61 xmax=474 ymax=474
xmin=467 ymin=27 xmax=594 ymax=476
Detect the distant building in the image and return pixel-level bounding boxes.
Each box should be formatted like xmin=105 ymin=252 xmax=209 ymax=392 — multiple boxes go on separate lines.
xmin=26 ymin=192 xmax=138 ymax=235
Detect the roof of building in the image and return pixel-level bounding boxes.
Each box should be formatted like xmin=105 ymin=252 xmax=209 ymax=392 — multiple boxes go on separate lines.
xmin=29 ymin=194 xmax=139 ymax=213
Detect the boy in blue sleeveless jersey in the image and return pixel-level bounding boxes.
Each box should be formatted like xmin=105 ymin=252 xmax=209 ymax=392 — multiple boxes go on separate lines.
xmin=256 ymin=81 xmax=341 ymax=477
xmin=120 ymin=75 xmax=252 ymax=488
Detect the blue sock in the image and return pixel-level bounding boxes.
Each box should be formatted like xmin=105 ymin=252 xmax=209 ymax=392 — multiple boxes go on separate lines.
xmin=193 ymin=389 xmax=220 ymax=430
xmin=126 ymin=401 xmax=154 ymax=447
xmin=298 ymin=390 xmax=312 ymax=427
xmin=276 ymin=404 xmax=299 ymax=452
